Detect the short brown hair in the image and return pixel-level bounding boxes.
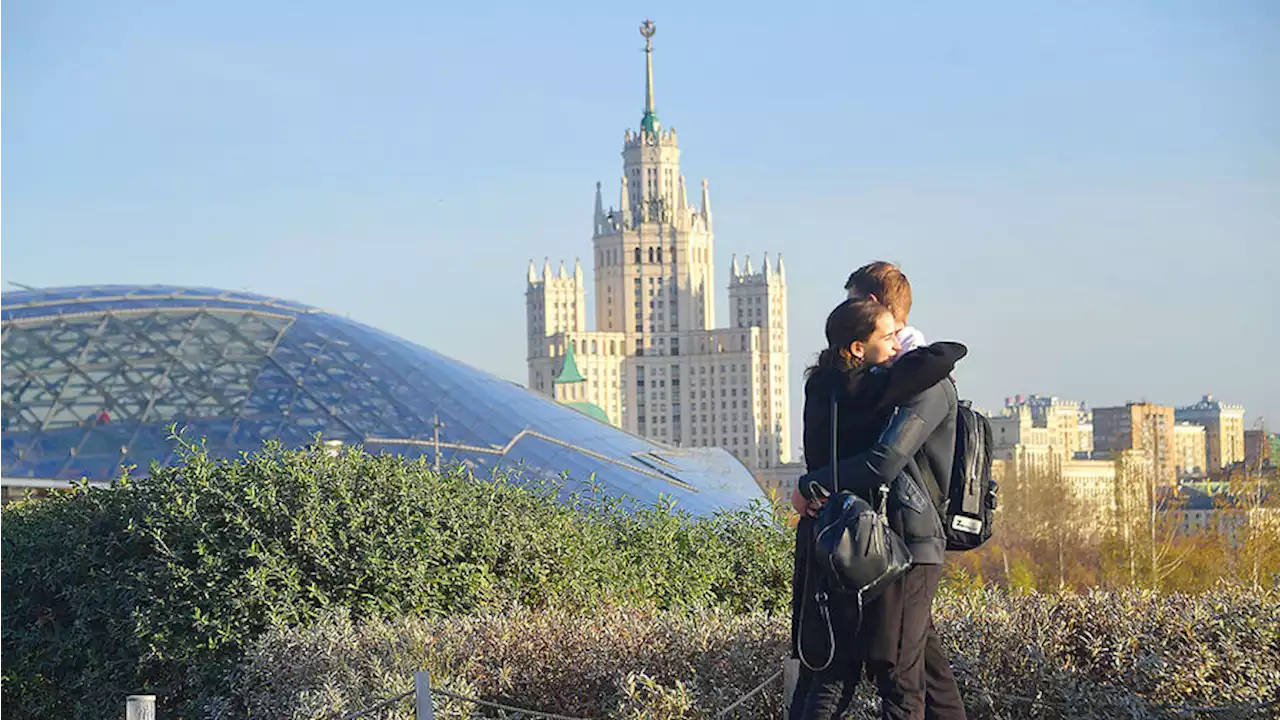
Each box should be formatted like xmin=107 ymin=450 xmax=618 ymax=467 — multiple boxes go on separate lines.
xmin=844 ymin=261 xmax=912 ymax=323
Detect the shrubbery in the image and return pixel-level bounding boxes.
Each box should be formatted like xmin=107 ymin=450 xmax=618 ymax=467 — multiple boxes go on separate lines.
xmin=0 ymin=442 xmax=792 ymax=718
xmin=218 ymin=585 xmax=1279 ymax=719
xmin=5 ymin=443 xmax=1277 ymax=718
xmin=210 ymin=604 xmax=787 ymax=719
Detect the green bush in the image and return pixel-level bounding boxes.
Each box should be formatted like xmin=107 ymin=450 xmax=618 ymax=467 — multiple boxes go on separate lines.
xmin=218 ymin=585 xmax=1280 ymax=719
xmin=1 ymin=442 xmax=792 ymax=719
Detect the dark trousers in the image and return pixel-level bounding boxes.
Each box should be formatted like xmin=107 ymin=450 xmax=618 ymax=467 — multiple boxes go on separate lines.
xmin=790 ymin=564 xmax=966 ymax=720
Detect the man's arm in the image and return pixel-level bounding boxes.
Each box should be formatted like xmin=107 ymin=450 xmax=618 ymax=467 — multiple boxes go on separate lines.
xmin=797 ymin=381 xmax=951 ymax=500
xmin=871 ymin=342 xmax=966 ymax=416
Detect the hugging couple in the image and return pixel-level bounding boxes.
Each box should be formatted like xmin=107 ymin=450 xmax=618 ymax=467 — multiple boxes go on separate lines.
xmin=788 ymin=262 xmax=968 ymax=720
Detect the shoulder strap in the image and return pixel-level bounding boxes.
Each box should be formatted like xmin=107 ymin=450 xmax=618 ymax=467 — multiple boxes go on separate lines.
xmin=829 ymin=396 xmax=839 ymax=493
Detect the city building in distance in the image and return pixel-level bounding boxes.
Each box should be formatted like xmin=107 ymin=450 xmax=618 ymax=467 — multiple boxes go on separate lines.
xmin=1173 ymin=421 xmax=1208 ymax=479
xmin=1176 ymin=394 xmax=1247 ymax=472
xmin=991 ymin=391 xmax=1262 ymax=541
xmin=0 ymin=285 xmax=765 ymax=514
xmin=526 ymin=20 xmax=791 ymax=472
xmin=990 ymin=394 xmax=1093 ymax=463
xmin=989 ymin=394 xmax=1137 ymax=537
xmin=1093 ymin=402 xmax=1177 ymax=486
xmin=1244 ymin=427 xmax=1275 ymax=471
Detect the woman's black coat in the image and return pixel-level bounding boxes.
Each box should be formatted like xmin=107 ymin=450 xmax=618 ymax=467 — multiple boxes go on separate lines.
xmin=790 ymin=342 xmax=968 ymax=663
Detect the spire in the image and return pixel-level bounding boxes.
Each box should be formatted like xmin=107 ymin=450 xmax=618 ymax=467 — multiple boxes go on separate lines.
xmin=763 ymin=252 xmax=771 ymax=278
xmin=639 ymin=19 xmax=659 ymax=135
xmin=543 ymin=257 xmax=552 ymax=281
xmin=558 ymin=260 xmax=567 ymax=279
xmin=619 ymin=176 xmax=631 ymax=226
xmin=594 ymin=182 xmax=605 ymax=235
xmin=745 ymin=255 xmax=753 ymax=275
xmin=527 ymin=259 xmax=537 ymax=284
xmin=678 ymin=174 xmax=688 ymax=210
xmin=731 ymin=254 xmax=740 ymax=277
xmin=700 ymin=179 xmax=712 ymax=231
xmin=777 ymin=254 xmax=786 ymax=281
xmin=555 ymin=341 xmax=587 ymax=384
xmin=574 ymin=258 xmax=583 ymax=284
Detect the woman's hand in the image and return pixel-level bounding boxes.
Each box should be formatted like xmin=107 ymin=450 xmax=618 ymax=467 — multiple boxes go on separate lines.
xmin=790 ymin=487 xmax=824 ymax=518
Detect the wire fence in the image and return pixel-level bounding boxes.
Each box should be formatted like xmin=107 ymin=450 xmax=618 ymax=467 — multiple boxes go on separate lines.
xmin=710 ymin=668 xmax=783 ymax=719
xmin=333 ymin=667 xmax=785 ymax=720
xmin=430 ymin=686 xmax=594 ymax=719
xmin=964 ymin=687 xmax=1280 ymax=719
xmin=337 ymin=688 xmax=414 ymax=720
xmin=124 ymin=666 xmax=1278 ymax=719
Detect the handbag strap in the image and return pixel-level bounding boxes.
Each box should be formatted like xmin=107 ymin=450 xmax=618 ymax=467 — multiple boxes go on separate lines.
xmin=829 ymin=396 xmax=839 ymax=494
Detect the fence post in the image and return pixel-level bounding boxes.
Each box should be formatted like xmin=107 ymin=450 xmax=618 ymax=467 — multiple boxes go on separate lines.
xmin=126 ymin=694 xmax=156 ymax=720
xmin=414 ymin=670 xmax=435 ymax=720
xmin=783 ymin=658 xmax=799 ymax=719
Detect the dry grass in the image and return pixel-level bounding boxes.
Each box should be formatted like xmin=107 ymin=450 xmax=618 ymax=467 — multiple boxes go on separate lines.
xmin=212 ymin=584 xmax=1279 ymax=719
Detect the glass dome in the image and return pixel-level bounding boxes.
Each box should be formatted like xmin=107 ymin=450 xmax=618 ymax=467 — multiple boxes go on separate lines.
xmin=1 ymin=285 xmax=764 ymax=515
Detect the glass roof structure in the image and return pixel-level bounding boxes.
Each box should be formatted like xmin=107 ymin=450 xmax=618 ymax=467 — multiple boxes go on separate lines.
xmin=1 ymin=285 xmax=764 ymax=515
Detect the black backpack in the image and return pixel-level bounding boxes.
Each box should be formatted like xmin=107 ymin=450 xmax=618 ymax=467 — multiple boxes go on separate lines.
xmin=944 ymin=397 xmax=998 ymax=551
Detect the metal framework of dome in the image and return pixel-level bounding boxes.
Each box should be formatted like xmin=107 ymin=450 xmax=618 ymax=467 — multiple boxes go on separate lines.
xmin=1 ymin=285 xmax=763 ymax=515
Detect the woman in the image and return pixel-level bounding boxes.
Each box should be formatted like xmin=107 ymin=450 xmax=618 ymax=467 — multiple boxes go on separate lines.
xmin=789 ymin=298 xmax=967 ymax=719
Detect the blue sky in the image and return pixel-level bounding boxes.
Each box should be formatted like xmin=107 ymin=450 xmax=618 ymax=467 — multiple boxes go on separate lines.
xmin=5 ymin=1 xmax=1278 ymax=443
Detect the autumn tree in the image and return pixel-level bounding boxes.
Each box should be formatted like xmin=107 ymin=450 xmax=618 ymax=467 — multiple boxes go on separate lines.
xmin=987 ymin=453 xmax=1091 ymax=591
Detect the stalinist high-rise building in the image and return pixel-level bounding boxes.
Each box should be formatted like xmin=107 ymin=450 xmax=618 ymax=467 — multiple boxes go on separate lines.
xmin=526 ymin=20 xmax=791 ymax=470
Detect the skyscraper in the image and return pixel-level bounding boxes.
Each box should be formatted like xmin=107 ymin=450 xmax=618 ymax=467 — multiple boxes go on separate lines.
xmin=526 ymin=20 xmax=791 ymax=469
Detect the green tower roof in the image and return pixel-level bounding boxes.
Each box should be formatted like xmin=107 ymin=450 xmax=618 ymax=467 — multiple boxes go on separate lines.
xmin=555 ymin=342 xmax=587 ymax=384
xmin=564 ymin=401 xmax=610 ymax=424
xmin=640 ymin=110 xmax=660 ymax=135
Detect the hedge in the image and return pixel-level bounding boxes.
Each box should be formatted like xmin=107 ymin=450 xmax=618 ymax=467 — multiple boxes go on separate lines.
xmin=5 ymin=442 xmax=1276 ymax=718
xmin=0 ymin=442 xmax=791 ymax=718
xmin=216 ymin=585 xmax=1280 ymax=719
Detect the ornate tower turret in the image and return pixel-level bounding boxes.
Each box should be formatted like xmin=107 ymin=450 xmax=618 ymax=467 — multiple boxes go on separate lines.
xmin=589 ymin=18 xmax=715 ymax=336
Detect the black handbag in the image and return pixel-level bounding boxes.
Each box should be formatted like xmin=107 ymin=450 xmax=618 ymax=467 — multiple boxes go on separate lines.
xmin=811 ymin=396 xmax=913 ymax=600
xmin=798 ymin=397 xmax=914 ymax=672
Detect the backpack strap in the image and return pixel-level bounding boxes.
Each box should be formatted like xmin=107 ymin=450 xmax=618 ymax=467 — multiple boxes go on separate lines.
xmin=797 ymin=573 xmax=836 ymax=672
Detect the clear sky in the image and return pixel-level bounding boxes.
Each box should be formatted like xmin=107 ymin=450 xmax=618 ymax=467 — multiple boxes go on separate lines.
xmin=4 ymin=1 xmax=1278 ymax=445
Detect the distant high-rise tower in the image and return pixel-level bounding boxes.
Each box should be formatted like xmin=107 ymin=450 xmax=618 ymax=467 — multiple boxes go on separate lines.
xmin=526 ymin=19 xmax=791 ymax=469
